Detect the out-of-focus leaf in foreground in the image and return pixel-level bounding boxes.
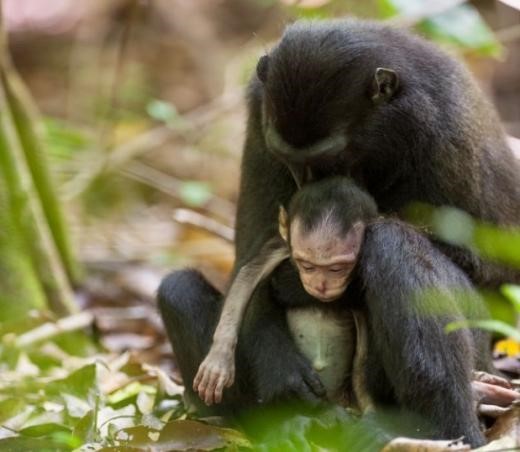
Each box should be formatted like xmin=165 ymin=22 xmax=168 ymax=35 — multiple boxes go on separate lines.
xmin=378 ymin=0 xmax=502 ymax=57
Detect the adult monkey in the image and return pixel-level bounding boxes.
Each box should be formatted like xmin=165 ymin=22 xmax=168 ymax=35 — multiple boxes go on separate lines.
xmin=159 ymin=18 xmax=520 ymax=441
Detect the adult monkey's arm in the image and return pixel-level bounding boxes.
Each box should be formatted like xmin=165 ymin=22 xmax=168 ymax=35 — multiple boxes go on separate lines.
xmin=227 ymin=79 xmax=326 ymax=405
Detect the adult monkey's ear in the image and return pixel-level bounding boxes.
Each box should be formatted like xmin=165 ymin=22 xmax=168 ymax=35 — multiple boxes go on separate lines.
xmin=371 ymin=67 xmax=399 ymax=104
xmin=257 ymin=55 xmax=269 ymax=83
xmin=278 ymin=205 xmax=289 ymax=243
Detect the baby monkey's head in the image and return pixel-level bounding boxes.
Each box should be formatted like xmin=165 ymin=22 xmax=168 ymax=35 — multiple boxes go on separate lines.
xmin=279 ymin=177 xmax=377 ymax=302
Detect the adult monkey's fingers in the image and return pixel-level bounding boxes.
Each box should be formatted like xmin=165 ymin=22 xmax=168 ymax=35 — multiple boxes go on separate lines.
xmin=473 ymin=381 xmax=520 ymax=406
xmin=473 ymin=371 xmax=512 ymax=389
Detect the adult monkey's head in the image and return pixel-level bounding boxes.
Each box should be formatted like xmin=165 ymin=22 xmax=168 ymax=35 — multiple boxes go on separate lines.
xmin=256 ymin=20 xmax=400 ymax=184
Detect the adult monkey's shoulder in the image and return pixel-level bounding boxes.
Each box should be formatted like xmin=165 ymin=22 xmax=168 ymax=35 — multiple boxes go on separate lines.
xmin=243 ymin=18 xmax=520 ymax=285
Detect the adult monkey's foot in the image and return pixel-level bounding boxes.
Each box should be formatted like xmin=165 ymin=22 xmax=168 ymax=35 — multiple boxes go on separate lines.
xmin=472 ymin=371 xmax=519 ymax=413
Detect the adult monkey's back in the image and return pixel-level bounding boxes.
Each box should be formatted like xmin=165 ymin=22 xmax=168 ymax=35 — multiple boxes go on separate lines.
xmin=235 ymin=20 xmax=520 ymax=401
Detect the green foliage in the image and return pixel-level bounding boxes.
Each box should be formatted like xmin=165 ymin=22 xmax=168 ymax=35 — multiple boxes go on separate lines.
xmin=408 ymin=204 xmax=520 ymax=339
xmin=286 ymin=0 xmax=379 ymax=20
xmin=146 ymin=99 xmax=178 ymax=124
xmin=502 ymin=284 xmax=520 ymax=312
xmin=43 ymin=117 xmax=91 ymax=160
xmin=2 ymin=73 xmax=80 ymax=285
xmin=283 ymin=0 xmax=502 ymax=57
xmin=146 ymin=99 xmax=186 ymax=129
xmin=377 ymin=0 xmax=502 ymax=56
xmin=0 ymin=11 xmax=78 ymax=318
xmin=179 ymin=181 xmax=213 ymax=207
xmin=418 ymin=4 xmax=501 ymax=57
xmin=0 ymin=315 xmax=250 ymax=451
xmin=446 ymin=319 xmax=520 ymax=342
xmin=406 ymin=202 xmax=520 ymax=269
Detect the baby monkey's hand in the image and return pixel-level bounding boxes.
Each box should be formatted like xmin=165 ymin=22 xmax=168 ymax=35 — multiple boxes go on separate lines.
xmin=193 ymin=341 xmax=235 ymax=406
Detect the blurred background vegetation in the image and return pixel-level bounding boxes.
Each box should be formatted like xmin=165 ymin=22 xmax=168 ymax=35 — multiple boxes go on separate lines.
xmin=0 ymin=0 xmax=519 ymax=450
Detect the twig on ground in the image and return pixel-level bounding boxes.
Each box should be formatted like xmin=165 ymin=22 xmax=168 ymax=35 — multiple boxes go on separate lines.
xmin=15 ymin=311 xmax=94 ymax=347
xmin=61 ymin=88 xmax=243 ymax=200
xmin=173 ymin=208 xmax=235 ymax=243
xmin=121 ymin=160 xmax=236 ymax=222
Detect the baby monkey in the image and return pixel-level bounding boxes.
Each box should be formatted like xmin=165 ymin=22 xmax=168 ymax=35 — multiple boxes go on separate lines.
xmin=193 ymin=177 xmax=377 ymax=406
xmin=193 ymin=177 xmax=519 ymax=413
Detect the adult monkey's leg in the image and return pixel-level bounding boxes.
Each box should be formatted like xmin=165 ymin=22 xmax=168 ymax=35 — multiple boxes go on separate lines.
xmin=361 ymin=222 xmax=485 ymax=447
xmin=232 ymin=87 xmax=326 ymax=405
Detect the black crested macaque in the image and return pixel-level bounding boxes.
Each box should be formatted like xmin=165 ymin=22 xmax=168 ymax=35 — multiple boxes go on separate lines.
xmin=192 ymin=177 xmax=371 ymax=407
xmin=159 ymin=18 xmax=520 ymax=446
xmin=232 ymin=18 xmax=518 ymax=413
xmin=252 ymin=20 xmax=520 ymax=287
xmin=159 ymin=177 xmax=498 ymax=446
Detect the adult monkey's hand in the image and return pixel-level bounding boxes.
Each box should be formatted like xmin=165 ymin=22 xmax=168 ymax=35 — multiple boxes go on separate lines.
xmin=472 ymin=371 xmax=519 ymax=409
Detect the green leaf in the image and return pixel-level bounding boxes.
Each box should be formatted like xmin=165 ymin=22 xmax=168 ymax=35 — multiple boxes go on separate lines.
xmin=377 ymin=0 xmax=421 ymax=18
xmin=72 ymin=410 xmax=95 ymax=443
xmin=0 ymin=436 xmax=70 ymax=452
xmin=43 ymin=117 xmax=90 ymax=159
xmin=50 ymin=431 xmax=82 ymax=449
xmin=501 ymin=284 xmax=520 ymax=313
xmin=46 ymin=364 xmax=97 ymax=400
xmin=377 ymin=0 xmax=502 ymax=57
xmin=0 ymin=398 xmax=25 ymax=423
xmin=117 ymin=420 xmax=251 ymax=450
xmin=473 ymin=225 xmax=520 ymax=268
xmin=419 ymin=4 xmax=502 ymax=57
xmin=108 ymin=381 xmax=156 ymax=405
xmin=179 ymin=181 xmax=213 ymax=207
xmin=446 ymin=319 xmax=520 ymax=341
xmin=146 ymin=99 xmax=178 ymax=125
xmin=19 ymin=423 xmax=70 ymax=438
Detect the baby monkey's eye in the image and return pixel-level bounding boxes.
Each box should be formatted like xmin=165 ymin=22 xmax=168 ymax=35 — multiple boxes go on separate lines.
xmin=300 ymin=263 xmax=316 ymax=272
xmin=328 ymin=266 xmax=345 ymax=273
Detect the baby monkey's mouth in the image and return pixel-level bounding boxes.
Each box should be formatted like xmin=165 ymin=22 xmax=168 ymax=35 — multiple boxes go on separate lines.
xmin=312 ymin=290 xmax=344 ymax=303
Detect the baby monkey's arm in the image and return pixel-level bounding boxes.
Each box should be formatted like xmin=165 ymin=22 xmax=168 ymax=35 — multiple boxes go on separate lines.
xmin=193 ymin=236 xmax=289 ymax=405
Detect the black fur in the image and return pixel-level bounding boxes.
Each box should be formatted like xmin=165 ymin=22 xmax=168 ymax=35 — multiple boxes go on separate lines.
xmin=159 ymin=177 xmax=492 ymax=446
xmin=157 ymin=269 xmax=326 ymax=413
xmin=231 ymin=18 xmax=517 ymax=417
xmin=158 ymin=19 xmax=518 ymax=447
xmin=250 ymin=19 xmax=520 ymax=286
xmin=360 ymin=219 xmax=488 ymax=445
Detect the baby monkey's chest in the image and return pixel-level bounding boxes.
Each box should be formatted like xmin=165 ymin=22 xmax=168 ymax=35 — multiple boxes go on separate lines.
xmin=286 ymin=306 xmax=356 ymax=402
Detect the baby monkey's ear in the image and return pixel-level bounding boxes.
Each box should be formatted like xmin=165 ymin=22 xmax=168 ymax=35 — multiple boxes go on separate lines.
xmin=348 ymin=221 xmax=366 ymax=256
xmin=278 ymin=205 xmax=289 ymax=243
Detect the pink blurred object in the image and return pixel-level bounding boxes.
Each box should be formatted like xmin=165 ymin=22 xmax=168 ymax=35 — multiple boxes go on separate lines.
xmin=3 ymin=0 xmax=84 ymax=33
xmin=498 ymin=0 xmax=520 ymax=11
xmin=508 ymin=135 xmax=520 ymax=160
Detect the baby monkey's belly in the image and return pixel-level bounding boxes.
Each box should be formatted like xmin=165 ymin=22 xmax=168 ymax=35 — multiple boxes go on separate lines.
xmin=287 ymin=307 xmax=356 ymax=402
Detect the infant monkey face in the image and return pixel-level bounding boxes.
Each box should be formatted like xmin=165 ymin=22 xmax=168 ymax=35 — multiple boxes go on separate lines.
xmin=290 ymin=220 xmax=361 ymax=303
xmin=297 ymin=263 xmax=352 ymax=302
